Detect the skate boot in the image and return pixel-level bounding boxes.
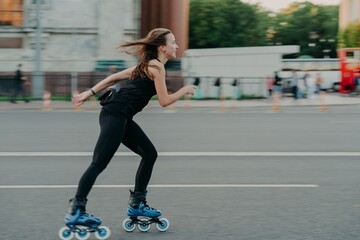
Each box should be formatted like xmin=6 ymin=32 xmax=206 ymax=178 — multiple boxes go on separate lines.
xmin=58 ymin=197 xmax=111 ymax=240
xmin=122 ymin=190 xmax=170 ymax=232
xmin=65 ymin=197 xmax=102 ymax=227
xmin=127 ymin=190 xmax=162 ymax=218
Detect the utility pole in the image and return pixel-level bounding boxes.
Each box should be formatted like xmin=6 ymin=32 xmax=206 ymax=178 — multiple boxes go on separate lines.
xmin=33 ymin=0 xmax=44 ymax=99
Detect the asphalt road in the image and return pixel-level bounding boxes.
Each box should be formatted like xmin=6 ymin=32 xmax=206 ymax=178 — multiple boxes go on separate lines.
xmin=0 ymin=106 xmax=359 ymax=240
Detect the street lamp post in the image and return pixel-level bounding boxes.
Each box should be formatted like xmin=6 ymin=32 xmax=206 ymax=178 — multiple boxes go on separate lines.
xmin=33 ymin=0 xmax=44 ymax=99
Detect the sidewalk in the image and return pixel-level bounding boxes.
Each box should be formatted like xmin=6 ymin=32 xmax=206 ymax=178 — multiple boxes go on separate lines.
xmin=1 ymin=93 xmax=360 ymax=111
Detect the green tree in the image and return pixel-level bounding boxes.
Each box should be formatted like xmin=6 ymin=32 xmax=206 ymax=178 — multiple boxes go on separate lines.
xmin=338 ymin=22 xmax=360 ymax=48
xmin=189 ymin=0 xmax=339 ymax=58
xmin=189 ymin=0 xmax=268 ymax=48
xmin=270 ymin=2 xmax=338 ymax=58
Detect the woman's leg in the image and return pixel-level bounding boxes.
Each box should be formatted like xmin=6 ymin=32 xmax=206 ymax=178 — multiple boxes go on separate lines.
xmin=122 ymin=120 xmax=161 ymax=217
xmin=122 ymin=120 xmax=158 ymax=193
xmin=75 ymin=110 xmax=128 ymax=199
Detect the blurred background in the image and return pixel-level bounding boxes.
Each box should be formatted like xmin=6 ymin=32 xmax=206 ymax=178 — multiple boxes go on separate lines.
xmin=1 ymin=2 xmax=360 ymax=239
xmin=0 ymin=0 xmax=359 ymax=101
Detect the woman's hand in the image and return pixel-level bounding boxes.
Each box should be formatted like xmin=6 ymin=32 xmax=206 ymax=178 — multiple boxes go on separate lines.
xmin=182 ymin=85 xmax=196 ymax=96
xmin=72 ymin=90 xmax=93 ymax=107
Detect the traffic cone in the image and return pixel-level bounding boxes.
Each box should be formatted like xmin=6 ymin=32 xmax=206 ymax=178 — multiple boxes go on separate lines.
xmin=42 ymin=90 xmax=52 ymax=110
xmin=218 ymin=94 xmax=227 ymax=112
xmin=271 ymin=92 xmax=281 ymax=112
xmin=318 ymin=91 xmax=328 ymax=112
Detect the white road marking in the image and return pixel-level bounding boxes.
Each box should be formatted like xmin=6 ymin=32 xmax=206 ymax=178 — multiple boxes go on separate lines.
xmin=0 ymin=184 xmax=319 ymax=189
xmin=0 ymin=152 xmax=360 ymax=157
xmin=331 ymin=121 xmax=360 ymax=123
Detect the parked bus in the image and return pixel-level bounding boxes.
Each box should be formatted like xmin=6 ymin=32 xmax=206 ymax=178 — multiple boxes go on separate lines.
xmin=280 ymin=58 xmax=340 ymax=92
xmin=338 ymin=48 xmax=360 ymax=94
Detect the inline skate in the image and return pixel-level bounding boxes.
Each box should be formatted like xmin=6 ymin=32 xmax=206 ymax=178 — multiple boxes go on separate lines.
xmin=58 ymin=197 xmax=111 ymax=240
xmin=122 ymin=190 xmax=170 ymax=232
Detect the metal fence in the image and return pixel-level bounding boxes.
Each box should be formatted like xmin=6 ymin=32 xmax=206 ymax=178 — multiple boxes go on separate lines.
xmin=0 ymin=73 xmax=266 ymax=101
xmin=183 ymin=76 xmax=266 ymax=99
xmin=0 ymin=72 xmax=108 ymax=101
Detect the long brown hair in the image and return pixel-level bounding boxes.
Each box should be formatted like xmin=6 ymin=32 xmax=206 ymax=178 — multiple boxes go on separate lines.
xmin=119 ymin=28 xmax=171 ymax=80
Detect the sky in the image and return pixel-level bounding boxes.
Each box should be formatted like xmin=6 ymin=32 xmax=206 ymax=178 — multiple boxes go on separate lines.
xmin=243 ymin=0 xmax=341 ymax=12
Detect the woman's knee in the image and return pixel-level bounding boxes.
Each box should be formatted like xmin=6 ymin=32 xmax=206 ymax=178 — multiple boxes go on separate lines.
xmin=149 ymin=149 xmax=158 ymax=161
xmin=142 ymin=147 xmax=158 ymax=163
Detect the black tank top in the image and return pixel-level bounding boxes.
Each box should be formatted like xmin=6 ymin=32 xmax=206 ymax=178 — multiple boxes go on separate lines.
xmin=101 ymin=74 xmax=156 ymax=119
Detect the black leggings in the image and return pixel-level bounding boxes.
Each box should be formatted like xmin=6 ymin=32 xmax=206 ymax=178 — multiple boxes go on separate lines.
xmin=75 ymin=109 xmax=157 ymax=199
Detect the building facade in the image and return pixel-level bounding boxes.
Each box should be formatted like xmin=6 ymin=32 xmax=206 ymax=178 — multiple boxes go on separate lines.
xmin=339 ymin=0 xmax=360 ymax=29
xmin=0 ymin=0 xmax=189 ymax=72
xmin=0 ymin=0 xmax=189 ymax=97
xmin=0 ymin=0 xmax=140 ymax=72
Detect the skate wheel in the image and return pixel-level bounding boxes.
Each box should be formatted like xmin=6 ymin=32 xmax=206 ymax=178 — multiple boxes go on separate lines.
xmin=122 ymin=218 xmax=136 ymax=232
xmin=58 ymin=226 xmax=74 ymax=240
xmin=75 ymin=226 xmax=90 ymax=240
xmin=156 ymin=218 xmax=170 ymax=232
xmin=94 ymin=226 xmax=111 ymax=239
xmin=137 ymin=219 xmax=151 ymax=232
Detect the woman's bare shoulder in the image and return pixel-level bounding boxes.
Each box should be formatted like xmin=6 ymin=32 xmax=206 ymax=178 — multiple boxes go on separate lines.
xmin=148 ymin=59 xmax=165 ymax=75
xmin=149 ymin=59 xmax=164 ymax=68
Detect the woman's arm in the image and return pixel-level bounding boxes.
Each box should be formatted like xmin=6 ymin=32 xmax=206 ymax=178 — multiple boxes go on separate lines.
xmin=72 ymin=66 xmax=135 ymax=106
xmin=149 ymin=61 xmax=195 ymax=107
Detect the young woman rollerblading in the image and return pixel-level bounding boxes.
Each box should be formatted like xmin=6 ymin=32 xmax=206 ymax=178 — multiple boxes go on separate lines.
xmin=59 ymin=28 xmax=195 ymax=238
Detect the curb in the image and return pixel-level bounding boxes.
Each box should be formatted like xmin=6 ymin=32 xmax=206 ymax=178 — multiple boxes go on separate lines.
xmin=1 ymin=98 xmax=360 ymax=111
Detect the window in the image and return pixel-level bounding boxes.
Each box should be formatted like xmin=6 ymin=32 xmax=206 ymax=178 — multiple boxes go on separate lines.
xmin=0 ymin=0 xmax=23 ymax=26
xmin=0 ymin=37 xmax=23 ymax=48
xmin=31 ymin=0 xmax=49 ymax=4
xmin=346 ymin=50 xmax=360 ymax=61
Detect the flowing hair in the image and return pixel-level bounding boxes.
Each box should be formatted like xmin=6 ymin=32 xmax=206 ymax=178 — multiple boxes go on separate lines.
xmin=119 ymin=28 xmax=172 ymax=80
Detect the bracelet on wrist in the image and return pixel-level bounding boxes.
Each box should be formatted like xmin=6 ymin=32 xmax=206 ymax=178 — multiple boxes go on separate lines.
xmin=90 ymin=89 xmax=96 ymax=96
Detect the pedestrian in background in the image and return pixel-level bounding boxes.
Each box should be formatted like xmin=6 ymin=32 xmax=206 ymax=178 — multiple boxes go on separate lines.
xmin=290 ymin=70 xmax=299 ymax=100
xmin=65 ymin=28 xmax=196 ymax=230
xmin=353 ymin=70 xmax=360 ymax=96
xmin=315 ymin=73 xmax=323 ymax=94
xmin=305 ymin=72 xmax=315 ymax=99
xmin=266 ymin=75 xmax=274 ymax=97
xmin=273 ymin=71 xmax=282 ymax=96
xmin=10 ymin=64 xmax=30 ymax=103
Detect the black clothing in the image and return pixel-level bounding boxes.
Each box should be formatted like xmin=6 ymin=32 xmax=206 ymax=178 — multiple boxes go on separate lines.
xmin=76 ymin=75 xmax=158 ymax=199
xmin=11 ymin=69 xmax=29 ymax=103
xmin=273 ymin=74 xmax=282 ymax=86
xmin=15 ymin=69 xmax=23 ymax=83
xmin=101 ymin=75 xmax=156 ymax=119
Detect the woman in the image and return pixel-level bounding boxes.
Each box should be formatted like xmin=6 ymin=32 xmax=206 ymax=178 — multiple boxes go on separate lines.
xmin=65 ymin=28 xmax=196 ymax=228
